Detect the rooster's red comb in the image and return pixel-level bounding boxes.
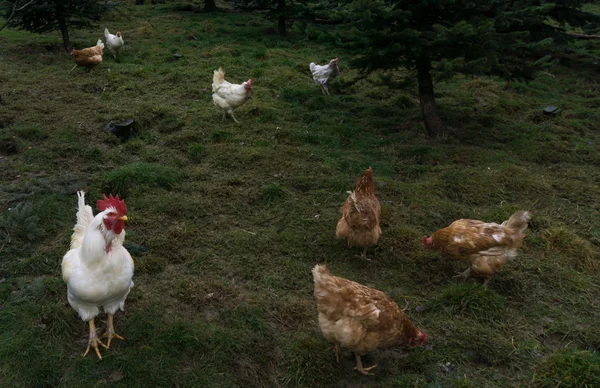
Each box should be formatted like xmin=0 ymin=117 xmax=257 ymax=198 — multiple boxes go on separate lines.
xmin=97 ymin=194 xmax=127 ymax=215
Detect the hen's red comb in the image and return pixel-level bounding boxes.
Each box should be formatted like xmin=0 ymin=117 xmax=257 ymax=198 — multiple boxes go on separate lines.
xmin=97 ymin=194 xmax=127 ymax=215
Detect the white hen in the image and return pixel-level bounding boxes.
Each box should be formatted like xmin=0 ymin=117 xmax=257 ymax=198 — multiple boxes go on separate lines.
xmin=104 ymin=28 xmax=124 ymax=58
xmin=61 ymin=191 xmax=134 ymax=359
xmin=309 ymin=58 xmax=339 ymax=95
xmin=212 ymin=67 xmax=252 ymax=123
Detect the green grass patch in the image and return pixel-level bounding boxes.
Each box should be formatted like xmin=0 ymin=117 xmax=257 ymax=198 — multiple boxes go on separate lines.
xmin=101 ymin=162 xmax=180 ymax=196
xmin=532 ymin=349 xmax=600 ymax=387
xmin=261 ymin=183 xmax=287 ymax=203
xmin=431 ymin=284 xmax=506 ymax=324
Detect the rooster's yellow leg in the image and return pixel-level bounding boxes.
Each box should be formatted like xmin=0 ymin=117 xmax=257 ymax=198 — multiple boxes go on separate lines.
xmin=83 ymin=320 xmax=108 ymax=359
xmin=103 ymin=314 xmax=124 ymax=348
xmin=353 ymin=353 xmax=377 ymax=375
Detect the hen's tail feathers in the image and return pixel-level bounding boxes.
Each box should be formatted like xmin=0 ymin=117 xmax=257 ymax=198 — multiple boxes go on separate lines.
xmin=504 ymin=211 xmax=531 ymax=258
xmin=212 ymin=67 xmax=225 ymax=91
xmin=312 ymin=264 xmax=331 ymax=285
xmin=104 ymin=28 xmax=110 ymax=39
xmin=355 ymin=166 xmax=375 ymax=196
xmin=70 ymin=191 xmax=94 ymax=249
xmin=309 ymin=62 xmax=316 ymax=73
xmin=96 ymin=39 xmax=104 ymax=49
xmin=505 ymin=211 xmax=531 ymax=234
xmin=347 ymin=190 xmax=361 ymax=214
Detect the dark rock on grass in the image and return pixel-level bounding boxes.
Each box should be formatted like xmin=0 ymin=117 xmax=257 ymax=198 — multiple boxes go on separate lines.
xmin=543 ymin=105 xmax=560 ymax=116
xmin=105 ymin=119 xmax=136 ymax=141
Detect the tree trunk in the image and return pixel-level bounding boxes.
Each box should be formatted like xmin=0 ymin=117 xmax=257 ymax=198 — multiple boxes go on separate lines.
xmin=204 ymin=0 xmax=217 ymax=12
xmin=57 ymin=5 xmax=70 ymax=51
xmin=277 ymin=0 xmax=286 ymax=36
xmin=417 ymin=64 xmax=444 ymax=137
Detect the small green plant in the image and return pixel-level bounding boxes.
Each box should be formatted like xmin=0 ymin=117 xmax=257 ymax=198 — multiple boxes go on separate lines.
xmin=188 ymin=143 xmax=206 ymax=162
xmin=101 ymin=163 xmax=180 ymax=196
xmin=210 ymin=130 xmax=234 ymax=143
xmin=0 ymin=202 xmax=44 ymax=258
xmin=532 ymin=349 xmax=600 ymax=387
xmin=261 ymin=184 xmax=286 ymax=203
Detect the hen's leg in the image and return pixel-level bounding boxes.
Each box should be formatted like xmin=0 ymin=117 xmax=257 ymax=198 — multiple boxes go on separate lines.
xmin=103 ymin=314 xmax=124 ymax=348
xmin=482 ymin=278 xmax=490 ymax=287
xmin=323 ymin=85 xmax=330 ymax=95
xmin=68 ymin=65 xmax=78 ymax=74
xmin=353 ymin=354 xmax=377 ymax=375
xmin=334 ymin=344 xmax=341 ymax=364
xmin=83 ymin=320 xmax=108 ymax=359
xmin=357 ymin=247 xmax=371 ymax=261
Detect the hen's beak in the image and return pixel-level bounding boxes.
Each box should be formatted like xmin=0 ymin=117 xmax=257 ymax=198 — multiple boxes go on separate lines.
xmin=118 ymin=215 xmax=128 ymax=221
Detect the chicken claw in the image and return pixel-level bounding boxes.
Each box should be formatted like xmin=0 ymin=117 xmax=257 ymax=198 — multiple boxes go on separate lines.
xmin=83 ymin=320 xmax=108 ymax=359
xmin=454 ymin=267 xmax=471 ymax=280
xmin=355 ymin=247 xmax=372 ymax=261
xmin=401 ymin=299 xmax=409 ymax=312
xmin=103 ymin=314 xmax=124 ymax=348
xmin=354 ymin=354 xmax=377 ymax=376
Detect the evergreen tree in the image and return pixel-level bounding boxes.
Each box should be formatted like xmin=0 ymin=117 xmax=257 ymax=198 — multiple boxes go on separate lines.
xmin=204 ymin=0 xmax=217 ymax=13
xmin=335 ymin=0 xmax=600 ymax=136
xmin=1 ymin=0 xmax=117 ymax=50
xmin=235 ymin=0 xmax=308 ymax=36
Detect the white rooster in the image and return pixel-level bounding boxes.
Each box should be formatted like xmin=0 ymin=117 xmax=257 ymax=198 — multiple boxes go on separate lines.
xmin=212 ymin=67 xmax=253 ymax=123
xmin=104 ymin=28 xmax=124 ymax=58
xmin=61 ymin=191 xmax=134 ymax=359
xmin=309 ymin=57 xmax=339 ymax=95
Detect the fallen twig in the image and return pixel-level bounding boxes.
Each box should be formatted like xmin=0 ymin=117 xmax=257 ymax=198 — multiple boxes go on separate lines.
xmin=569 ymin=33 xmax=600 ymax=40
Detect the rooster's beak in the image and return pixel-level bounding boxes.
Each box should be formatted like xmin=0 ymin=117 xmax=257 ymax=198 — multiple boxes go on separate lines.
xmin=118 ymin=215 xmax=128 ymax=221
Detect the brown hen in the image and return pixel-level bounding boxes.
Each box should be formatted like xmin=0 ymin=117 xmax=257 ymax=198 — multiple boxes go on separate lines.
xmin=335 ymin=167 xmax=381 ymax=258
xmin=312 ymin=264 xmax=427 ymax=375
xmin=423 ymin=211 xmax=531 ymax=286
xmin=70 ymin=39 xmax=104 ymax=73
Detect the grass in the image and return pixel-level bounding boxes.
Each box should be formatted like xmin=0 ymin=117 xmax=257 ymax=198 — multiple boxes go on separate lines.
xmin=1 ymin=1 xmax=599 ymax=386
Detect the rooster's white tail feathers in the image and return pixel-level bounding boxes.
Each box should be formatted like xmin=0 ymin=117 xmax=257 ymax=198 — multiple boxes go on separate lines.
xmin=70 ymin=191 xmax=94 ymax=249
xmin=212 ymin=67 xmax=225 ymax=91
xmin=96 ymin=39 xmax=104 ymax=49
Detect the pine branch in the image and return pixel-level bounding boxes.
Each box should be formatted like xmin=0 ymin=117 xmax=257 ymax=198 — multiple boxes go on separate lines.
xmin=0 ymin=0 xmax=35 ymax=32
